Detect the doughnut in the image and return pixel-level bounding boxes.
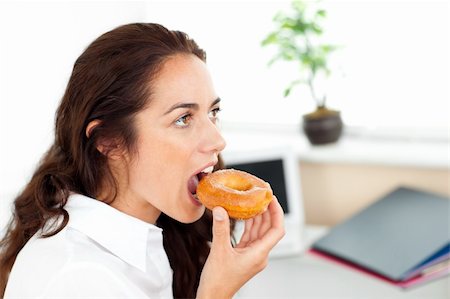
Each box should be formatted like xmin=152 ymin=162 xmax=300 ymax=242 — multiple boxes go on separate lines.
xmin=196 ymin=169 xmax=273 ymax=219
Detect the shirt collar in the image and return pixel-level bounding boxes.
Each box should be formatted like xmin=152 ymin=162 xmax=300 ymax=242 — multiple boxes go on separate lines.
xmin=65 ymin=193 xmax=163 ymax=273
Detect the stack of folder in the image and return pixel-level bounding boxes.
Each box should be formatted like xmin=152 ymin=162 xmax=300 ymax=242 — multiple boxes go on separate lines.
xmin=310 ymin=187 xmax=450 ymax=288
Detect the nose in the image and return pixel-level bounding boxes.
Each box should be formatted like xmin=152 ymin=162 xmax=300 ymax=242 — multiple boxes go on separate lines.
xmin=199 ymin=119 xmax=226 ymax=154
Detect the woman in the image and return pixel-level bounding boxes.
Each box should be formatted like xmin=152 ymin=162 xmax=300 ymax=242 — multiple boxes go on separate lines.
xmin=0 ymin=23 xmax=284 ymax=298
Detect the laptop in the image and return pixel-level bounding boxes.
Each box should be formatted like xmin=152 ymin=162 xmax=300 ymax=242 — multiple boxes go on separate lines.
xmin=311 ymin=186 xmax=450 ymax=287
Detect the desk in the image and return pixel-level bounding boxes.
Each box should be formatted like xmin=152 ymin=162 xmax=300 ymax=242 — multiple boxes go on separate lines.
xmin=237 ymin=226 xmax=449 ymax=299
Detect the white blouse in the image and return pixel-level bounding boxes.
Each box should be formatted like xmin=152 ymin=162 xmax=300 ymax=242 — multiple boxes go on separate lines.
xmin=4 ymin=193 xmax=173 ymax=298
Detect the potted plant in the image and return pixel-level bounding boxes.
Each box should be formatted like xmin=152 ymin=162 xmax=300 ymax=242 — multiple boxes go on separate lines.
xmin=262 ymin=0 xmax=343 ymax=145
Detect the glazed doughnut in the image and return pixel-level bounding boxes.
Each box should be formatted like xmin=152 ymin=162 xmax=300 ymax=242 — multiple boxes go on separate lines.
xmin=196 ymin=169 xmax=273 ymax=219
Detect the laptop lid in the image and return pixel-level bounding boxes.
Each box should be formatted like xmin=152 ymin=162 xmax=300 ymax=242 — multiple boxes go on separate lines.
xmin=221 ymin=146 xmax=304 ymax=257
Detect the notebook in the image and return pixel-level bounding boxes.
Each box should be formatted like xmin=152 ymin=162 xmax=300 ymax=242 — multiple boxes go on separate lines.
xmin=311 ymin=186 xmax=450 ymax=287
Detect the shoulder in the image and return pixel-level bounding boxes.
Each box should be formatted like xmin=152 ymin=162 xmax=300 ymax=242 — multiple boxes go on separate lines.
xmin=6 ymin=226 xmax=71 ymax=292
xmin=40 ymin=261 xmax=142 ymax=298
xmin=39 ymin=230 xmax=156 ymax=298
xmin=5 ymin=228 xmax=148 ymax=299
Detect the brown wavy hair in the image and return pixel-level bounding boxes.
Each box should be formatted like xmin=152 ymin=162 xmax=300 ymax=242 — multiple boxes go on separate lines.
xmin=0 ymin=23 xmax=225 ymax=298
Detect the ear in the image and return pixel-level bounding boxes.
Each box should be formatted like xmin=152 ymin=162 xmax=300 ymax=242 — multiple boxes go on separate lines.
xmin=86 ymin=120 xmax=127 ymax=159
xmin=104 ymin=141 xmax=127 ymax=160
xmin=85 ymin=119 xmax=110 ymax=157
xmin=86 ymin=119 xmax=101 ymax=138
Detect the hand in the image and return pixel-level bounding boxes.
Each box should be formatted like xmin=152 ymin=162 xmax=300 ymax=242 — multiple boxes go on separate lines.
xmin=196 ymin=196 xmax=285 ymax=299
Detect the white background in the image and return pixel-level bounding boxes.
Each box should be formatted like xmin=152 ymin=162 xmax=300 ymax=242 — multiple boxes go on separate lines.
xmin=1 ymin=0 xmax=449 ymax=229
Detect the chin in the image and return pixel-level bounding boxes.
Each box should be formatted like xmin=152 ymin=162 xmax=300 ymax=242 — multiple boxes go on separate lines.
xmin=176 ymin=206 xmax=206 ymax=224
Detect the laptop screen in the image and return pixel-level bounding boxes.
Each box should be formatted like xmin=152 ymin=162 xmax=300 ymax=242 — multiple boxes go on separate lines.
xmin=225 ymin=159 xmax=289 ymax=214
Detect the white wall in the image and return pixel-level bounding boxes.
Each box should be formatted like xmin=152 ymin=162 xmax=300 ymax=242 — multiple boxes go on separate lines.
xmin=144 ymin=1 xmax=300 ymax=125
xmin=1 ymin=0 xmax=449 ymax=231
xmin=144 ymin=0 xmax=449 ymax=131
xmin=0 ymin=1 xmax=147 ymax=231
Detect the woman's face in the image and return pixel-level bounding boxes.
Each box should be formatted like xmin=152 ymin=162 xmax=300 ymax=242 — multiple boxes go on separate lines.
xmin=112 ymin=54 xmax=226 ymax=224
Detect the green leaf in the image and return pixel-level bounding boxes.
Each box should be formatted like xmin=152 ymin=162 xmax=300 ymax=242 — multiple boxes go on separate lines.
xmin=267 ymin=53 xmax=282 ymax=66
xmin=261 ymin=32 xmax=279 ymax=46
xmin=273 ymin=11 xmax=287 ymax=23
xmin=311 ymin=23 xmax=323 ymax=35
xmin=292 ymin=0 xmax=306 ymax=13
xmin=320 ymin=44 xmax=337 ymax=53
xmin=283 ymin=79 xmax=303 ymax=97
xmin=316 ymin=9 xmax=326 ymax=17
xmin=283 ymin=87 xmax=292 ymax=97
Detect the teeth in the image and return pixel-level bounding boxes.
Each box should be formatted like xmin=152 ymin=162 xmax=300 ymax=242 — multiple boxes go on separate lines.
xmin=201 ymin=166 xmax=214 ymax=174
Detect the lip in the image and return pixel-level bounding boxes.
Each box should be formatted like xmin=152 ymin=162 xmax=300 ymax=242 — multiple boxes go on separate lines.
xmin=188 ymin=192 xmax=203 ymax=207
xmin=190 ymin=160 xmax=218 ymax=178
xmin=186 ymin=160 xmax=218 ymax=207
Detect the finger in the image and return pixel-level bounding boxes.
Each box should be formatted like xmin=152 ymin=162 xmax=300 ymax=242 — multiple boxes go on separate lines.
xmin=249 ymin=198 xmax=285 ymax=252
xmin=250 ymin=213 xmax=263 ymax=241
xmin=211 ymin=206 xmax=232 ymax=251
xmin=266 ymin=196 xmax=284 ymax=230
xmin=244 ymin=217 xmax=254 ymax=234
xmin=236 ymin=218 xmax=253 ymax=248
xmin=258 ymin=205 xmax=272 ymax=239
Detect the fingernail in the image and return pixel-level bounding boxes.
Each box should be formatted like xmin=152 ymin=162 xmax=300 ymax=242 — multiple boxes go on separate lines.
xmin=213 ymin=207 xmax=225 ymax=221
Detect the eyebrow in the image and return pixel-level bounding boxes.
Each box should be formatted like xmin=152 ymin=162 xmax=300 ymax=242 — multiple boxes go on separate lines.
xmin=164 ymin=97 xmax=221 ymax=115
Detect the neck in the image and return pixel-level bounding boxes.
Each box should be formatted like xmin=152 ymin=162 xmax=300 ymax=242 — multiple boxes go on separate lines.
xmin=97 ymin=187 xmax=161 ymax=224
xmin=110 ymin=196 xmax=161 ymax=224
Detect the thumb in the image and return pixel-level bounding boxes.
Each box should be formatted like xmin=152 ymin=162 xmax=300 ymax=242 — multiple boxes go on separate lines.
xmin=211 ymin=206 xmax=231 ymax=249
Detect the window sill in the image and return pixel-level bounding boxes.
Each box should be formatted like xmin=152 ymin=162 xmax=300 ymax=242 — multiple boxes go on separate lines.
xmin=221 ymin=123 xmax=449 ymax=170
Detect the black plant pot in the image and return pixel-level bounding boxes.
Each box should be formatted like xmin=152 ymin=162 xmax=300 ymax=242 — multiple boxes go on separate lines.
xmin=302 ymin=107 xmax=343 ymax=145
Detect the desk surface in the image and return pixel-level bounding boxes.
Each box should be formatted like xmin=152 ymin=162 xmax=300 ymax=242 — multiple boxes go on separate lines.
xmin=237 ymin=226 xmax=449 ymax=299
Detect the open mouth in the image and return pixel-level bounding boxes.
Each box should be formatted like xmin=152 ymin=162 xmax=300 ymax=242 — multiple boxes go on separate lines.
xmin=188 ymin=165 xmax=214 ymax=202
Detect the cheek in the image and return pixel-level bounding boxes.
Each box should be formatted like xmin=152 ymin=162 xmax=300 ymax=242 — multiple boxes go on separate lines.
xmin=132 ymin=136 xmax=193 ymax=185
xmin=150 ymin=137 xmax=193 ymax=165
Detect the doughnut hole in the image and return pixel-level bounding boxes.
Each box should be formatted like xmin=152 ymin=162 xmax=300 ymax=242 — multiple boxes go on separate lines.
xmin=220 ymin=175 xmax=253 ymax=191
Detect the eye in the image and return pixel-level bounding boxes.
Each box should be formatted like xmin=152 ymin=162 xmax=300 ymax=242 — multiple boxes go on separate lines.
xmin=174 ymin=113 xmax=192 ymax=127
xmin=208 ymin=107 xmax=221 ymax=123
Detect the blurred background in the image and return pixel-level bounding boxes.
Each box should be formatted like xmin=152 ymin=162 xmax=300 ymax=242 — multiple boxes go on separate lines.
xmin=0 ymin=0 xmax=449 ymax=231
